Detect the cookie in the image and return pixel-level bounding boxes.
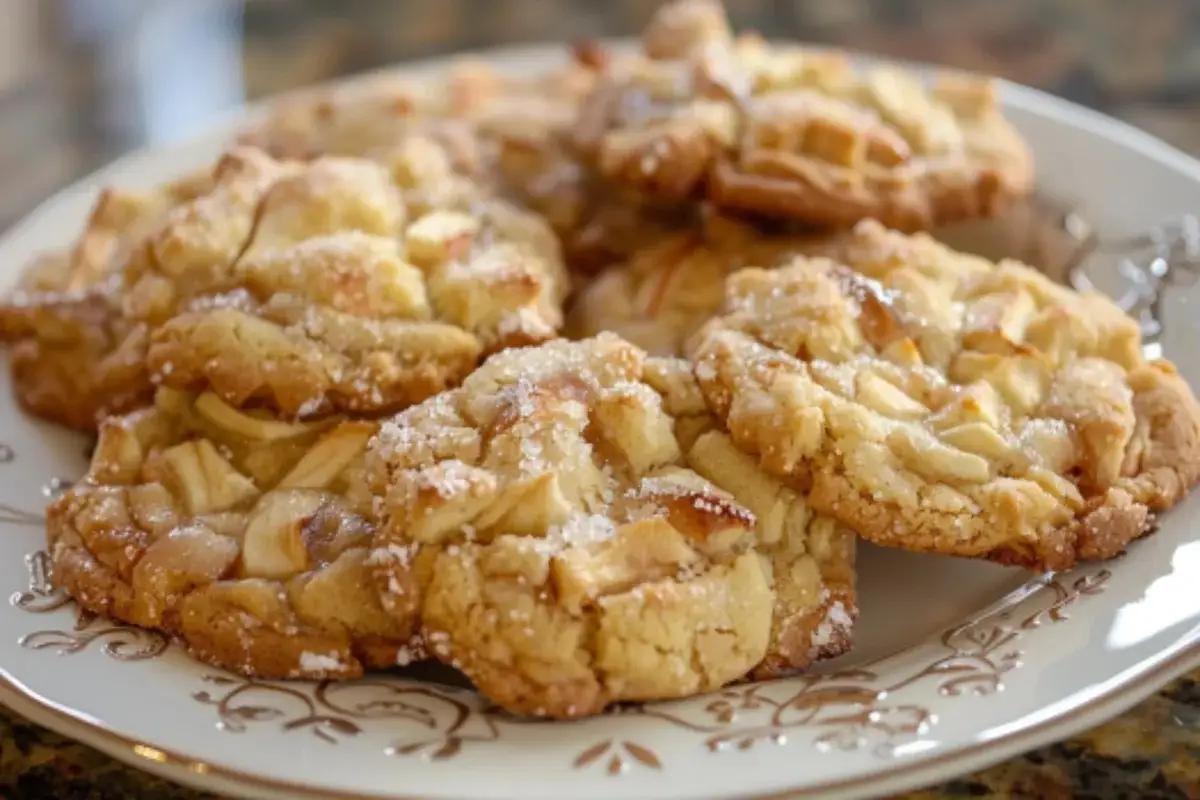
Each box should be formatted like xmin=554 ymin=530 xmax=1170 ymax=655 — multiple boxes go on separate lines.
xmin=365 ymin=334 xmax=855 ymax=717
xmin=0 ymin=176 xmax=213 ymax=429
xmin=642 ymin=356 xmax=856 ymax=678
xmin=47 ymin=387 xmax=414 ymax=679
xmin=690 ymin=220 xmax=1200 ymax=571
xmin=242 ymin=50 xmax=689 ymax=276
xmin=5 ymin=141 xmax=568 ymax=428
xmin=573 ymin=0 xmax=1033 ymax=231
xmin=568 ymin=213 xmax=835 ymax=355
xmin=238 ymin=56 xmax=596 ymax=165
xmin=141 ymin=146 xmax=565 ymax=418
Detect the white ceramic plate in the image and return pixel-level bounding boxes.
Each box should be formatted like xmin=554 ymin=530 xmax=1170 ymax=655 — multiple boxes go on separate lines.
xmin=1 ymin=45 xmax=1199 ymax=800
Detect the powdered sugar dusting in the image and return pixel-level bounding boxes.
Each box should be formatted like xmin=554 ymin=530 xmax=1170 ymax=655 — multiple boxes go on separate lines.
xmin=299 ymin=651 xmax=345 ymax=673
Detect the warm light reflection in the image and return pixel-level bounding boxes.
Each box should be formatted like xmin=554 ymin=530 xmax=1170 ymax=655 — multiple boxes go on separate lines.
xmin=1105 ymin=540 xmax=1200 ymax=650
xmin=132 ymin=743 xmax=167 ymax=763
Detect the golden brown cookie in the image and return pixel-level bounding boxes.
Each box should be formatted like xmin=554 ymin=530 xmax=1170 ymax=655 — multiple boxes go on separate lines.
xmin=690 ymin=221 xmax=1200 ymax=571
xmin=237 ymin=56 xmax=595 ymax=165
xmin=0 ymin=176 xmax=213 ymax=429
xmin=642 ymin=356 xmax=856 ymax=678
xmin=139 ymin=146 xmax=565 ymax=418
xmin=242 ymin=50 xmax=690 ymax=276
xmin=574 ymin=0 xmax=1033 ymax=231
xmin=568 ymin=213 xmax=836 ymax=355
xmin=47 ymin=387 xmax=413 ymax=679
xmin=365 ymin=334 xmax=855 ymax=717
xmin=4 ymin=141 xmax=567 ymax=429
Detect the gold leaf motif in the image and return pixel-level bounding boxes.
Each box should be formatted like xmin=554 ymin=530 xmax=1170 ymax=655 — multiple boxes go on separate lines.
xmin=11 ymin=540 xmax=1113 ymax=773
xmin=19 ymin=626 xmax=169 ymax=661
xmin=622 ymin=742 xmax=662 ymax=769
xmin=572 ymin=740 xmax=611 ymax=769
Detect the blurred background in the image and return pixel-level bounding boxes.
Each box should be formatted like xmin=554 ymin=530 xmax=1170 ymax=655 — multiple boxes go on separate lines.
xmin=2 ymin=0 xmax=1199 ymax=231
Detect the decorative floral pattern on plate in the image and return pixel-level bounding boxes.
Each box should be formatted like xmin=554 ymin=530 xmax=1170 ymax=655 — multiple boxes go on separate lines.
xmin=11 ymin=548 xmax=1110 ymax=774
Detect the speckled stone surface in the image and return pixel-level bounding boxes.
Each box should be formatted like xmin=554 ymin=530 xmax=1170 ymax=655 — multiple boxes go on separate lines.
xmin=0 ymin=2 xmax=1199 ymax=798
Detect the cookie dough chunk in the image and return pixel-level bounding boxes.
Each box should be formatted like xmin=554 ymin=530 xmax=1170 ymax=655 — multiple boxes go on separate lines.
xmin=574 ymin=0 xmax=1032 ymax=230
xmin=690 ymin=221 xmax=1200 ymax=571
xmin=365 ymin=334 xmax=776 ymax=718
xmin=0 ymin=176 xmax=212 ymax=429
xmin=643 ymin=357 xmax=856 ymax=677
xmin=568 ymin=214 xmax=836 ymax=355
xmin=47 ymin=387 xmax=413 ymax=679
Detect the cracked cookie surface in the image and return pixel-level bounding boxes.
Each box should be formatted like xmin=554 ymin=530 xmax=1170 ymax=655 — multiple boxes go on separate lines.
xmin=366 ymin=334 xmax=855 ymax=717
xmin=690 ymin=220 xmax=1200 ymax=571
xmin=241 ymin=52 xmax=690 ymax=276
xmin=141 ymin=146 xmax=566 ymax=418
xmin=642 ymin=356 xmax=856 ymax=678
xmin=5 ymin=142 xmax=567 ymax=428
xmin=574 ymin=0 xmax=1032 ymax=231
xmin=47 ymin=387 xmax=413 ymax=679
xmin=0 ymin=176 xmax=212 ymax=429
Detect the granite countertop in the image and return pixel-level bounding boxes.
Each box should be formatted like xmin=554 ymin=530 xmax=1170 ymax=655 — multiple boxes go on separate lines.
xmin=1 ymin=1 xmax=1199 ymax=798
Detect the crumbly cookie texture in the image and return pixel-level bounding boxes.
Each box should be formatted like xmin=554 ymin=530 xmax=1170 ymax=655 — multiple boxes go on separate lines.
xmin=568 ymin=213 xmax=838 ymax=355
xmin=241 ymin=49 xmax=686 ymax=277
xmin=4 ymin=141 xmax=567 ymax=429
xmin=47 ymin=387 xmax=412 ymax=679
xmin=0 ymin=175 xmax=213 ymax=429
xmin=237 ymin=57 xmax=595 ymax=165
xmin=365 ymin=334 xmax=790 ymax=718
xmin=690 ymin=221 xmax=1200 ymax=571
xmin=642 ymin=357 xmax=856 ymax=678
xmin=574 ymin=0 xmax=1032 ymax=231
xmin=140 ymin=146 xmax=567 ymax=418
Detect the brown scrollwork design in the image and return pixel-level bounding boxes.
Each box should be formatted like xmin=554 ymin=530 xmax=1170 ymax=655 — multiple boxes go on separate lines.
xmin=14 ymin=539 xmax=1114 ymax=771
xmin=193 ymin=676 xmax=363 ymax=744
xmin=19 ymin=624 xmax=169 ymax=662
xmin=1020 ymin=570 xmax=1112 ymax=630
xmin=568 ymin=566 xmax=1112 ymax=767
xmin=190 ymin=674 xmax=505 ymax=754
xmin=572 ymin=739 xmax=663 ymax=775
xmin=10 ymin=550 xmax=69 ymax=613
xmin=1065 ymin=212 xmax=1200 ymax=346
xmin=0 ymin=503 xmax=44 ymax=527
xmin=14 ymin=550 xmax=169 ymax=661
xmin=174 ymin=564 xmax=1111 ymax=772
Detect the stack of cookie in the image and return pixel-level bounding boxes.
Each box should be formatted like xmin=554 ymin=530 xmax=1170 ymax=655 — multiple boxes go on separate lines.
xmin=2 ymin=0 xmax=1197 ymax=721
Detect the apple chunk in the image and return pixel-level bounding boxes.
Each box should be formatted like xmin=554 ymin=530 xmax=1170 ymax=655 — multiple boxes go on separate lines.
xmin=240 ymin=490 xmax=329 ymax=580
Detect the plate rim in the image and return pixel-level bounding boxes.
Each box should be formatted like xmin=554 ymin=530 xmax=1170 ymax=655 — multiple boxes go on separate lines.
xmin=3 ymin=644 xmax=1200 ymax=800
xmin=2 ymin=40 xmax=1200 ymax=800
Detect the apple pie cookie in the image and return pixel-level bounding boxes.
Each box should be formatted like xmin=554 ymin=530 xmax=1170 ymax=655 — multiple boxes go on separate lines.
xmin=690 ymin=221 xmax=1200 ymax=570
xmin=241 ymin=49 xmax=688 ymax=277
xmin=0 ymin=175 xmax=213 ymax=429
xmin=47 ymin=387 xmax=413 ymax=679
xmin=365 ymin=333 xmax=855 ymax=717
xmin=568 ymin=213 xmax=836 ymax=355
xmin=574 ymin=0 xmax=1033 ymax=231
xmin=642 ymin=356 xmax=856 ymax=678
xmin=238 ymin=56 xmax=597 ymax=165
xmin=139 ymin=146 xmax=566 ymax=419
xmin=4 ymin=141 xmax=567 ymax=428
